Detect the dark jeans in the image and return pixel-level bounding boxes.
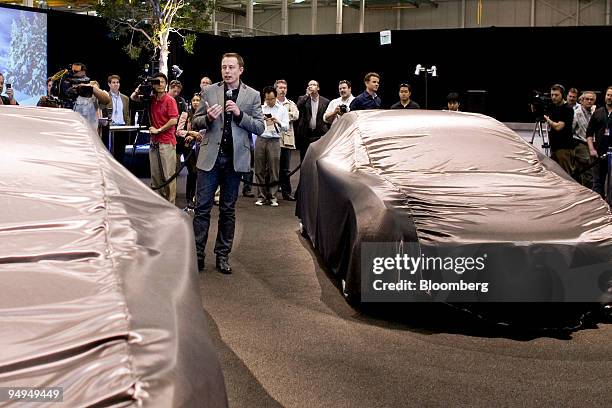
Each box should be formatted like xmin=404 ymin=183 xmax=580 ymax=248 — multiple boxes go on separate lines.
xmin=592 ymin=157 xmax=611 ymax=204
xmin=242 ymin=146 xmax=255 ymax=194
xmin=279 ymin=147 xmax=292 ymax=195
xmin=193 ymin=155 xmax=242 ymax=261
xmin=185 ymin=145 xmax=199 ymax=205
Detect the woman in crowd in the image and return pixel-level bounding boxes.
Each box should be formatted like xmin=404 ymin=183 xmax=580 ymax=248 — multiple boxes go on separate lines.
xmin=176 ymin=93 xmax=202 ymax=209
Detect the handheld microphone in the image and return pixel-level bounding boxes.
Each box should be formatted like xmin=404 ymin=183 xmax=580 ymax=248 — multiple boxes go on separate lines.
xmin=226 ymin=89 xmax=233 ymax=100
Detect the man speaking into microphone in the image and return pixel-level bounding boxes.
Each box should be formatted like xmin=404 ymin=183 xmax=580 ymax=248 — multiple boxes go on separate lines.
xmin=192 ymin=52 xmax=265 ymax=274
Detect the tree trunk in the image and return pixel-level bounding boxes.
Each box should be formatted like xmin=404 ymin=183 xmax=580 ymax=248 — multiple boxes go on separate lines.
xmin=158 ymin=30 xmax=170 ymax=77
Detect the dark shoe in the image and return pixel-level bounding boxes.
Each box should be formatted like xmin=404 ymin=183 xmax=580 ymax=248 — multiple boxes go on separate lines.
xmin=283 ymin=194 xmax=296 ymax=201
xmin=216 ymin=257 xmax=232 ymax=274
xmin=243 ymin=191 xmax=255 ymax=198
xmin=197 ymin=257 xmax=205 ymax=272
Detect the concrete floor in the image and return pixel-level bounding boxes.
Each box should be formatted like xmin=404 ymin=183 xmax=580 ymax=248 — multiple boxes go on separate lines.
xmin=138 ymin=129 xmax=611 ymax=408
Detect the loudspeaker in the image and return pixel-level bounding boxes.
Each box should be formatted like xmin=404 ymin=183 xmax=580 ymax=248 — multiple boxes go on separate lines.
xmin=467 ymin=90 xmax=487 ymax=114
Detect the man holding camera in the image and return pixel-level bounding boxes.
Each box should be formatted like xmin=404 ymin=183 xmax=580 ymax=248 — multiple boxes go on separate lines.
xmin=544 ymin=84 xmax=574 ymax=175
xmin=324 ymin=80 xmax=355 ymax=125
xmin=130 ymin=72 xmax=179 ymax=204
xmin=65 ymin=63 xmax=111 ymax=130
xmin=254 ymin=86 xmax=289 ymax=207
xmin=191 ymin=53 xmax=265 ymax=274
xmin=0 ymin=73 xmax=18 ymax=106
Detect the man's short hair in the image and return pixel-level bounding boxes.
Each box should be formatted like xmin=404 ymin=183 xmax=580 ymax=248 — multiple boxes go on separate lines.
xmin=568 ymin=87 xmax=578 ymax=94
xmin=107 ymin=74 xmax=120 ymax=83
xmin=71 ymin=62 xmax=87 ymax=72
xmin=551 ymin=83 xmax=565 ymax=96
xmin=447 ymin=92 xmax=460 ymax=102
xmin=274 ymin=79 xmax=287 ymax=88
xmin=364 ymin=72 xmax=380 ymax=83
xmin=152 ymin=72 xmax=168 ymax=83
xmin=399 ymin=83 xmax=412 ymax=92
xmin=169 ymin=80 xmax=182 ymax=89
xmin=222 ymin=52 xmax=244 ymax=67
xmin=339 ymin=80 xmax=351 ymax=88
xmin=263 ymin=85 xmax=277 ymax=97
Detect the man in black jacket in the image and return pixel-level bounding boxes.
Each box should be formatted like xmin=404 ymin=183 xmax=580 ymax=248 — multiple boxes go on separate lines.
xmin=586 ymin=86 xmax=612 ymax=202
xmin=296 ymin=80 xmax=330 ymax=162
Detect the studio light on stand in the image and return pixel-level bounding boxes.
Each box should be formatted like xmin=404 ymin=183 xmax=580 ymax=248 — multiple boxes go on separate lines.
xmin=171 ymin=65 xmax=183 ymax=79
xmin=414 ymin=64 xmax=437 ymax=109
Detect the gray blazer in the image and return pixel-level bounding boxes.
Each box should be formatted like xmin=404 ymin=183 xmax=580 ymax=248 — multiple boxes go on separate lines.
xmin=192 ymin=82 xmax=264 ymax=172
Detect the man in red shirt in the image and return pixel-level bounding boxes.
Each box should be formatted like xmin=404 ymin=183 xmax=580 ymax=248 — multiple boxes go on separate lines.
xmin=131 ymin=72 xmax=179 ymax=203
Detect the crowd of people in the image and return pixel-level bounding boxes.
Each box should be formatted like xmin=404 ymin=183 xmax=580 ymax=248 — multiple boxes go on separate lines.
xmin=1 ymin=57 xmax=611 ymax=274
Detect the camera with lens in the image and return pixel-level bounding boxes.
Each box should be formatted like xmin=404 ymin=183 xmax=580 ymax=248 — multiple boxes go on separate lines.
xmin=49 ymin=64 xmax=93 ymax=108
xmin=530 ymin=90 xmax=552 ymax=121
xmin=339 ymin=104 xmax=348 ymax=114
xmin=136 ymin=76 xmax=161 ymax=101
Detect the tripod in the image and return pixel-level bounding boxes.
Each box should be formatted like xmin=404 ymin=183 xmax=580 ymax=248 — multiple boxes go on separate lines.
xmin=530 ymin=119 xmax=550 ymax=156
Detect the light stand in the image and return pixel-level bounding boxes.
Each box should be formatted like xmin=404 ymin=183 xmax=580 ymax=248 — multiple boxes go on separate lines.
xmin=414 ymin=64 xmax=437 ymax=109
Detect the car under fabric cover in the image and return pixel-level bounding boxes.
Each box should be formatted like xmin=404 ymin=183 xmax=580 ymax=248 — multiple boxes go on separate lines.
xmin=0 ymin=106 xmax=227 ymax=407
xmin=297 ymin=110 xmax=612 ymax=303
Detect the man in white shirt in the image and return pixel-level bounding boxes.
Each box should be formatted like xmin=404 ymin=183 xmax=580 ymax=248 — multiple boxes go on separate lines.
xmin=106 ymin=74 xmax=130 ymax=125
xmin=572 ymin=90 xmax=596 ymax=187
xmin=275 ymin=79 xmax=299 ymax=201
xmin=324 ymin=80 xmax=355 ymax=125
xmin=255 ymin=86 xmax=289 ymax=207
xmin=101 ymin=74 xmax=131 ymax=165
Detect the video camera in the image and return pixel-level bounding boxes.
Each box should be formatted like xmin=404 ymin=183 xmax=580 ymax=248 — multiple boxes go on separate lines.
xmin=136 ymin=76 xmax=161 ymax=101
xmin=49 ymin=63 xmax=93 ymax=108
xmin=530 ymin=90 xmax=552 ymax=121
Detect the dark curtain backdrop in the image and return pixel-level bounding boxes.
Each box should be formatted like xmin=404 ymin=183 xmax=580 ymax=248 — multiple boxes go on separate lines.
xmin=6 ymin=3 xmax=607 ymax=123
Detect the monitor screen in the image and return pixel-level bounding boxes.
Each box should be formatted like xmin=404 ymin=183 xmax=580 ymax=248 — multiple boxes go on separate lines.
xmin=0 ymin=7 xmax=47 ymax=106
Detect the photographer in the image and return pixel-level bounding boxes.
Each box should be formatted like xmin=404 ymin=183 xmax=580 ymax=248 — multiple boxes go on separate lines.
xmin=63 ymin=63 xmax=110 ymax=130
xmin=254 ymin=86 xmax=289 ymax=207
xmin=0 ymin=73 xmax=19 ymax=105
xmin=130 ymin=72 xmax=179 ymax=204
xmin=324 ymin=80 xmax=355 ymax=125
xmin=544 ymin=84 xmax=574 ymax=174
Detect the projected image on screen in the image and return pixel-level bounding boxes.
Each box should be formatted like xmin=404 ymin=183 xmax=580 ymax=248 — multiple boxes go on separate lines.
xmin=0 ymin=7 xmax=47 ymax=106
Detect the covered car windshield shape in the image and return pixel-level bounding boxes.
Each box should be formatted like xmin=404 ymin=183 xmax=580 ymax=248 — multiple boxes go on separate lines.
xmin=297 ymin=110 xmax=612 ymax=304
xmin=0 ymin=106 xmax=227 ymax=407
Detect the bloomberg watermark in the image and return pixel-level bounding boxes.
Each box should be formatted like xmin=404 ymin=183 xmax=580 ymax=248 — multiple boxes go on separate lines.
xmin=360 ymin=242 xmax=612 ymax=302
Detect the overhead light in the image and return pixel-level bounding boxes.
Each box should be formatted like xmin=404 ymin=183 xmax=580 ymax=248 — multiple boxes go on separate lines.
xmin=294 ymin=0 xmax=305 ymax=3
xmin=414 ymin=64 xmax=422 ymax=75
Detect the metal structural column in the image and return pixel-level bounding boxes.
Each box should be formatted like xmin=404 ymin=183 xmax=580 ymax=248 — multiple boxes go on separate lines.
xmin=396 ymin=2 xmax=401 ymax=29
xmin=282 ymin=0 xmax=289 ymax=35
xmin=607 ymin=0 xmax=611 ymax=25
xmin=246 ymin=0 xmax=254 ymax=33
xmin=530 ymin=0 xmax=536 ymax=26
xmin=336 ymin=0 xmax=343 ymax=34
xmin=359 ymin=0 xmax=365 ymax=33
xmin=312 ymin=0 xmax=318 ymax=34
xmin=461 ymin=0 xmax=466 ymax=28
